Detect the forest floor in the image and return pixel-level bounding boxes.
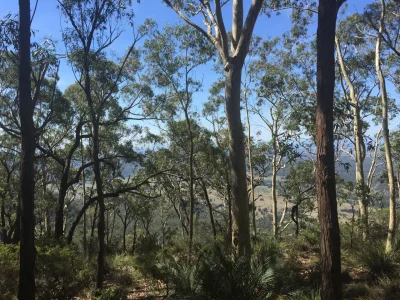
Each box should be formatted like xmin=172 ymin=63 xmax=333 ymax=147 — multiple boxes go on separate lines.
xmin=126 ymin=279 xmax=167 ymax=299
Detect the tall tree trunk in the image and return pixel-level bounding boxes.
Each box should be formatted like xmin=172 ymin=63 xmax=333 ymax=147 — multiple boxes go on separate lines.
xmin=18 ymin=0 xmax=36 ymax=298
xmin=244 ymin=90 xmax=257 ymax=238
xmin=316 ymin=1 xmax=343 ymax=299
xmin=225 ymin=58 xmax=251 ymax=257
xmin=375 ymin=0 xmax=396 ymax=253
xmin=271 ymin=130 xmax=279 ymax=238
xmin=82 ymin=143 xmax=87 ymax=258
xmin=184 ymin=109 xmax=195 ymax=260
xmin=92 ymin=123 xmax=106 ymax=290
xmin=82 ymin=46 xmax=106 ymax=287
xmin=336 ymin=38 xmax=368 ymax=239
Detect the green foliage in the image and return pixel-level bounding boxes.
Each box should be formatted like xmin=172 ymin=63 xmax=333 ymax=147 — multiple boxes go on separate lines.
xmin=157 ymin=254 xmax=198 ymax=297
xmin=36 ymin=241 xmax=94 ymax=299
xmin=284 ymin=227 xmax=320 ymax=255
xmin=197 ymin=248 xmax=274 ymax=300
xmin=0 ymin=244 xmax=19 ymax=299
xmin=252 ymin=237 xmax=282 ymax=266
xmin=0 ymin=242 xmax=94 ymax=300
xmin=108 ymin=254 xmax=140 ymax=286
xmin=93 ymin=286 xmax=129 ymax=300
xmin=357 ymin=244 xmax=397 ymax=279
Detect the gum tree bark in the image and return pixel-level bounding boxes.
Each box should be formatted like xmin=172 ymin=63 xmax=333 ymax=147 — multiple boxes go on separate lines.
xmin=375 ymin=0 xmax=396 ymax=253
xmin=316 ymin=0 xmax=344 ymax=299
xmin=336 ymin=37 xmax=368 ymax=239
xmin=18 ymin=0 xmax=36 ymax=298
xmin=244 ymin=88 xmax=257 ymax=238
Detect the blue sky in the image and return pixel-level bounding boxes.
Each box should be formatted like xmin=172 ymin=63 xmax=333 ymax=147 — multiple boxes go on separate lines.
xmin=2 ymin=0 xmax=374 ymax=92
xmin=2 ymin=0 xmax=387 ymax=138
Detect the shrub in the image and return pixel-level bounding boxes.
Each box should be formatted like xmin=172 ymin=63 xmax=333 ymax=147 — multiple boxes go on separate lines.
xmin=36 ymin=241 xmax=94 ymax=299
xmin=0 ymin=243 xmax=19 ymax=299
xmin=108 ymin=254 xmax=141 ymax=286
xmin=253 ymin=237 xmax=282 ymax=266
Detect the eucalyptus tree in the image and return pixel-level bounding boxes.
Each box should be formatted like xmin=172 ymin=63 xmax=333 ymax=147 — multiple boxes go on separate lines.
xmin=202 ymin=82 xmax=233 ymax=238
xmin=361 ymin=0 xmax=400 ymax=252
xmin=162 ymin=0 xmax=275 ymax=256
xmin=58 ymin=0 xmax=154 ymax=288
xmin=241 ymin=36 xmax=264 ymax=238
xmin=18 ymin=0 xmax=35 ymax=297
xmin=0 ymin=24 xmax=62 ymax=246
xmin=249 ymin=39 xmax=301 ymax=237
xmin=279 ymin=160 xmax=315 ymax=236
xmin=116 ymin=195 xmax=139 ymax=251
xmin=0 ymin=135 xmax=20 ymax=244
xmin=0 ymin=18 xmax=60 ymax=298
xmin=143 ymin=23 xmax=214 ymax=258
xmin=335 ymin=14 xmax=382 ymax=239
xmin=372 ymin=0 xmax=396 ymax=252
xmin=33 ymin=82 xmax=90 ymax=239
xmin=316 ymin=0 xmax=345 ymax=298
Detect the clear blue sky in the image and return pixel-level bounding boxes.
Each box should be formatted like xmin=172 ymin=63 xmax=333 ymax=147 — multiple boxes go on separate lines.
xmin=2 ymin=0 xmax=373 ymax=91
xmin=2 ymin=0 xmax=385 ymax=137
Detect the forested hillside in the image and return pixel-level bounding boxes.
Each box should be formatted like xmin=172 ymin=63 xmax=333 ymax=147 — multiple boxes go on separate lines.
xmin=1 ymin=0 xmax=400 ymax=299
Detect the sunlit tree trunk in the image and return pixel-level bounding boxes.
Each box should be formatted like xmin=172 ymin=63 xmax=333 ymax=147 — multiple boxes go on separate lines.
xmin=244 ymin=89 xmax=257 ymax=238
xmin=336 ymin=37 xmax=368 ymax=239
xmin=226 ymin=58 xmax=251 ymax=256
xmin=82 ymin=143 xmax=87 ymax=258
xmin=375 ymin=0 xmax=396 ymax=253
xmin=271 ymin=125 xmax=279 ymax=238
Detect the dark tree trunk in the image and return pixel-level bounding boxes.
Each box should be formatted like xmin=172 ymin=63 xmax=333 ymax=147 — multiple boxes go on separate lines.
xmin=291 ymin=205 xmax=299 ymax=237
xmin=18 ymin=0 xmax=36 ymax=298
xmin=184 ymin=109 xmax=195 ymax=260
xmin=82 ymin=144 xmax=87 ymax=257
xmin=316 ymin=1 xmax=343 ymax=299
xmin=92 ymin=122 xmax=106 ymax=290
xmin=225 ymin=57 xmax=251 ymax=257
